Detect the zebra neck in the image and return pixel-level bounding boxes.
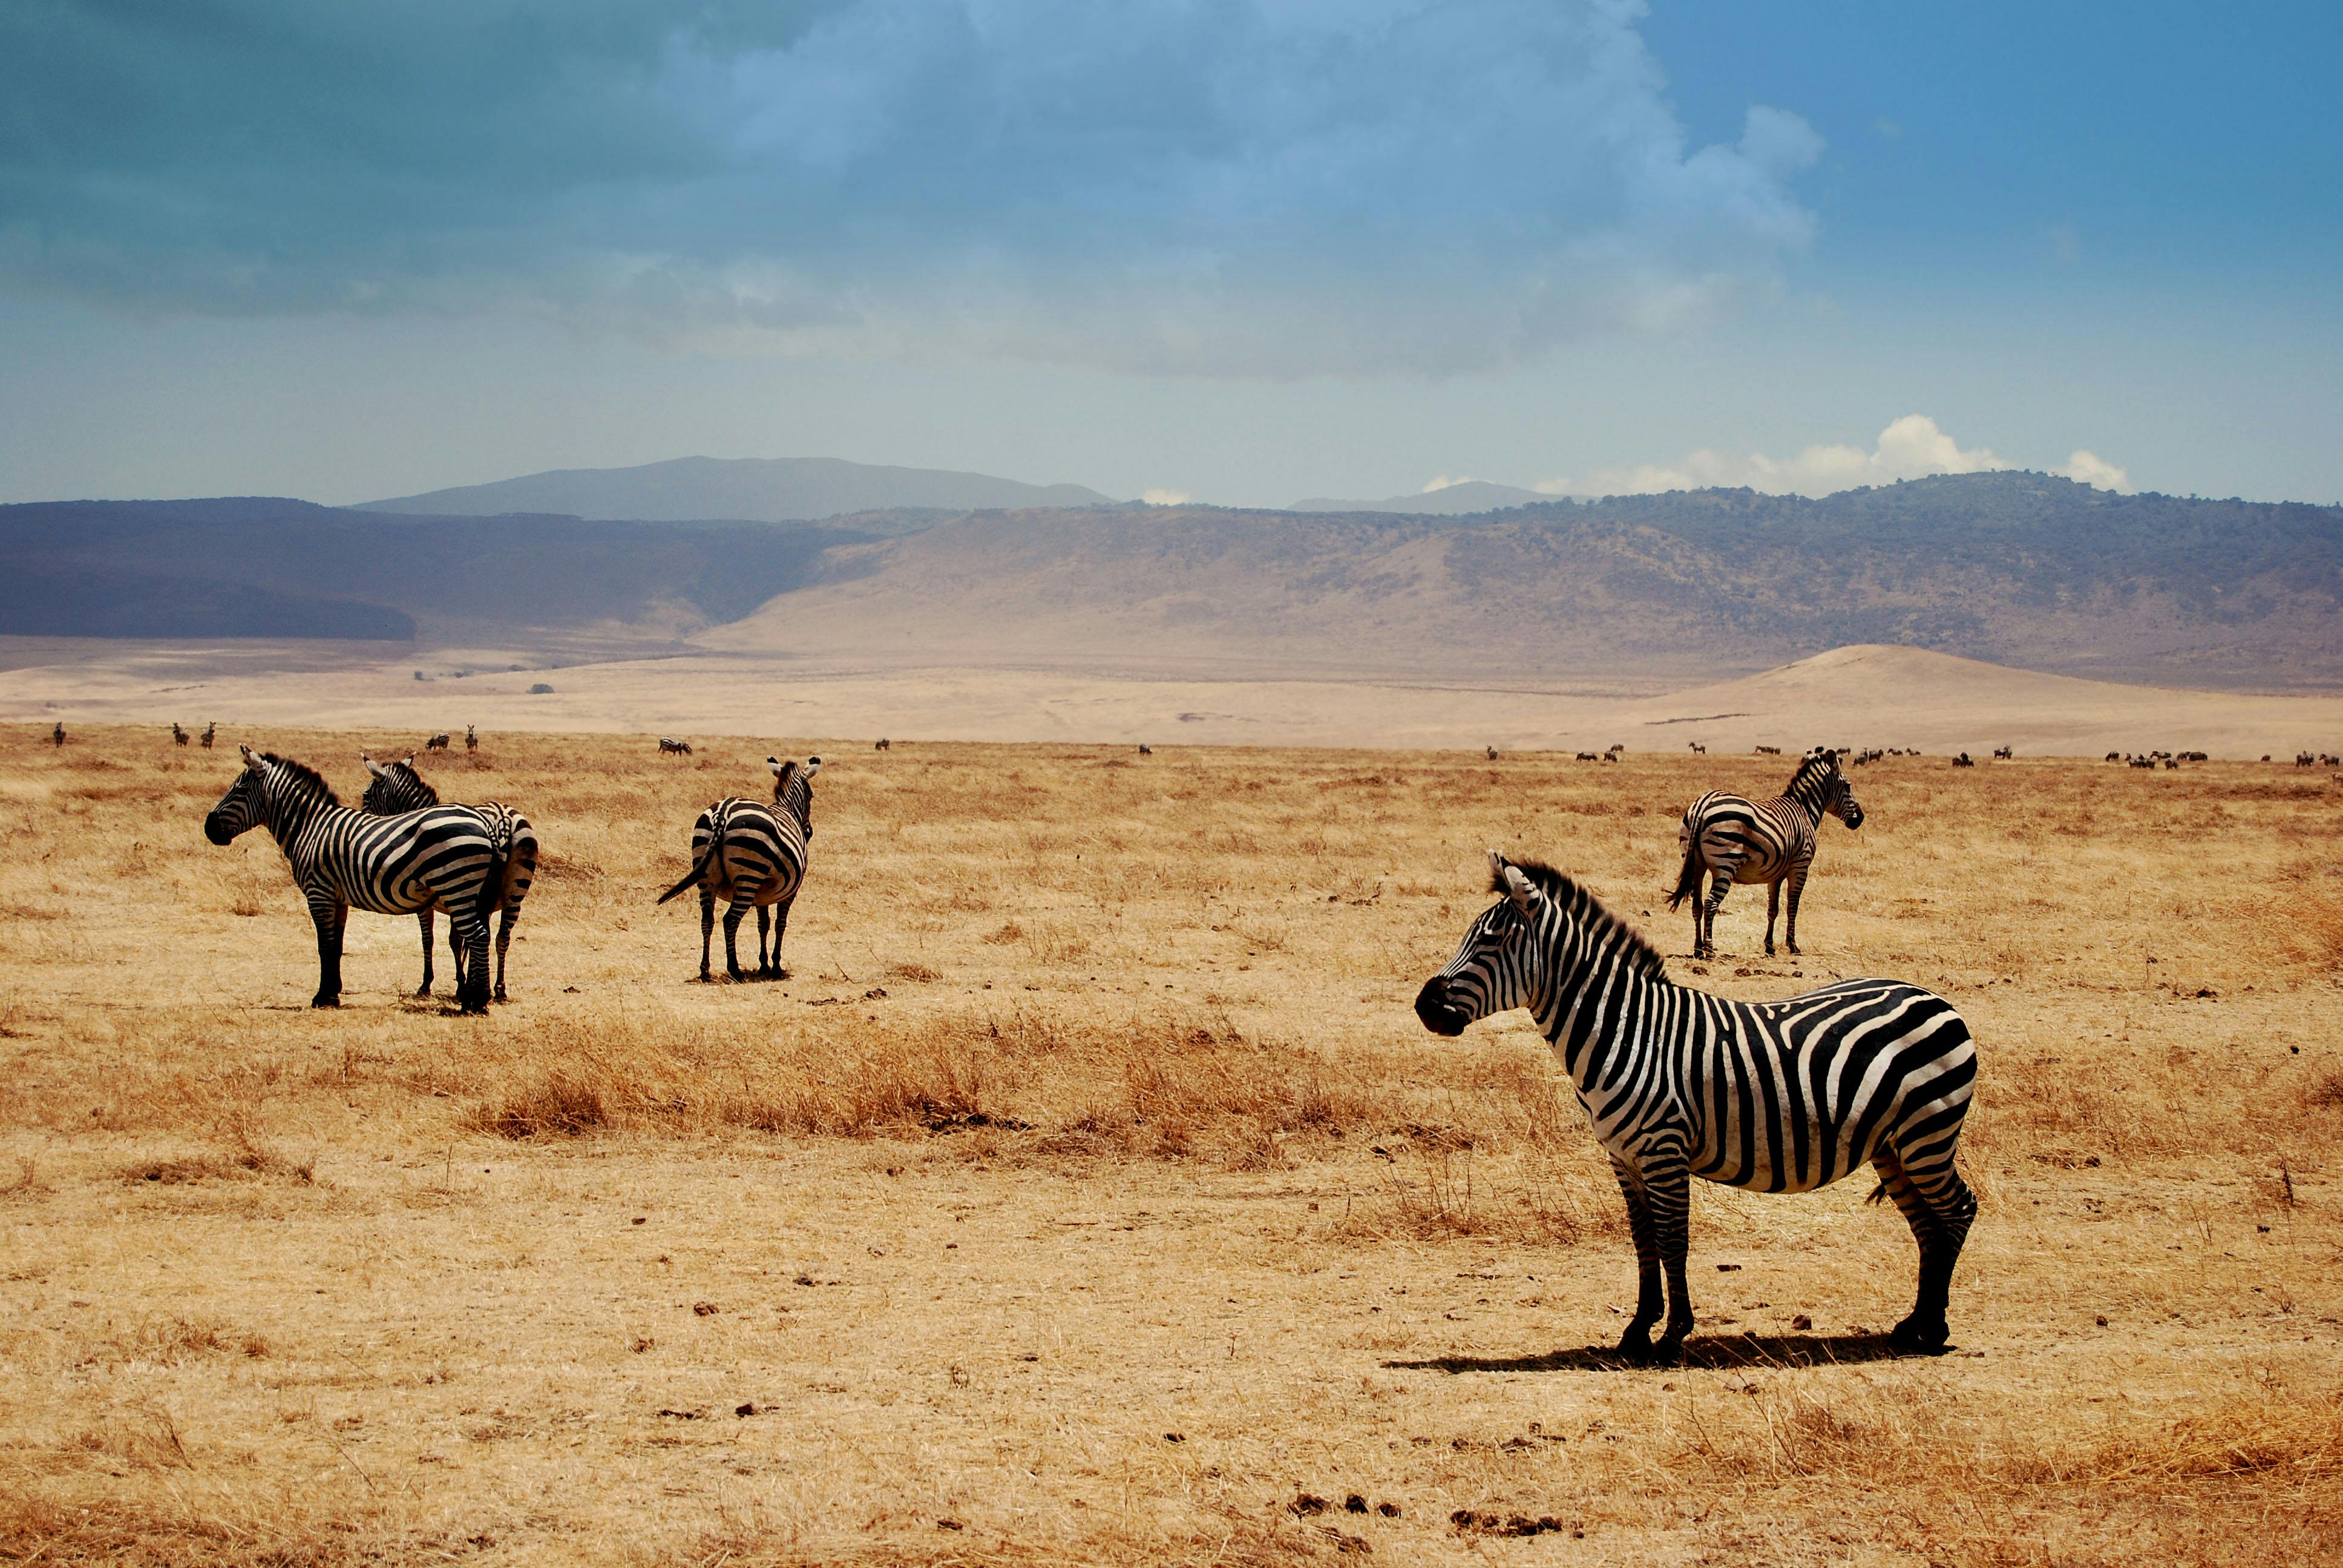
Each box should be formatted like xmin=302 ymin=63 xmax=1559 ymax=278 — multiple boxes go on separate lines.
xmin=1780 ymin=779 xmax=1828 ymax=824
xmin=1535 ymin=953 xmax=1666 ymax=1088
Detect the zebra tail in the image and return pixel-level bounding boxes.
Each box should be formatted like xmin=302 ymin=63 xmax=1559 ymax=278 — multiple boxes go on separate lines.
xmin=1666 ymin=834 xmax=1705 ymax=911
xmin=655 ymin=855 xmax=710 ymax=906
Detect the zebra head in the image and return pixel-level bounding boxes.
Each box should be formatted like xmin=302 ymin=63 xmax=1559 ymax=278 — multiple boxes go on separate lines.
xmin=1415 ymin=851 xmax=1556 ymax=1036
xmin=360 ymin=753 xmax=437 ymax=815
xmin=206 ymin=746 xmax=337 ymax=845
xmin=1823 ymin=757 xmax=1866 ymax=830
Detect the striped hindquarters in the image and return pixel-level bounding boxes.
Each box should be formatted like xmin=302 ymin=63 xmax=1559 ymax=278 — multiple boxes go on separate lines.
xmin=292 ymin=805 xmax=503 ymax=918
xmin=1679 ymin=789 xmax=1814 ymax=889
xmin=690 ymin=798 xmax=811 ymax=909
xmin=1688 ymin=978 xmax=1975 ymax=1194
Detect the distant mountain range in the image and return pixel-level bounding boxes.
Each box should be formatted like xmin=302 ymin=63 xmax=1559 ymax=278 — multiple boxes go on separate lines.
xmin=356 ymin=455 xmax=1116 ymax=522
xmin=7 ymin=472 xmax=2342 ymax=689
xmin=1288 ymin=479 xmax=1553 ymax=514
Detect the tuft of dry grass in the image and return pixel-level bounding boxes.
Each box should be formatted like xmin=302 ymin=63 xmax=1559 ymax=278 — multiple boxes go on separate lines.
xmin=1 ymin=726 xmax=2339 ymax=1567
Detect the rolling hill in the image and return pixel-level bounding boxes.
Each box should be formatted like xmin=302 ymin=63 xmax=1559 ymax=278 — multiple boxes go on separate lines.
xmin=355 ymin=455 xmax=1116 ymax=522
xmin=1288 ymin=479 xmax=1553 ymax=514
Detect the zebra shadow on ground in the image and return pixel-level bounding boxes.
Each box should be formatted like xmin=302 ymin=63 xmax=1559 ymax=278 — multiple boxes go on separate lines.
xmin=1387 ymin=1332 xmax=1949 ymax=1374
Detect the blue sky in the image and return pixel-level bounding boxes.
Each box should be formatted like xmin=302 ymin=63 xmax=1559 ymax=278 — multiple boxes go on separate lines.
xmin=1 ymin=1 xmax=2336 ymax=506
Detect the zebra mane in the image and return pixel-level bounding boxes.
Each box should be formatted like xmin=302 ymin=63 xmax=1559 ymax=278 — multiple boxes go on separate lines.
xmin=1788 ymin=751 xmax=1841 ymax=789
xmin=260 ymin=752 xmax=340 ymax=808
xmin=382 ymin=759 xmax=439 ymax=805
xmin=1495 ymin=858 xmax=1668 ymax=981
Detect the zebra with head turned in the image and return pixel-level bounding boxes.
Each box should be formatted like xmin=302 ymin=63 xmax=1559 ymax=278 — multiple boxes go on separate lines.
xmin=360 ymin=753 xmax=539 ymax=1001
xmin=1418 ymin=854 xmax=1977 ymax=1361
xmin=1671 ymin=749 xmax=1863 ymax=960
xmin=201 ymin=722 xmax=215 ymax=750
xmin=658 ymin=756 xmax=820 ymax=981
xmin=204 ymin=747 xmax=505 ymax=1012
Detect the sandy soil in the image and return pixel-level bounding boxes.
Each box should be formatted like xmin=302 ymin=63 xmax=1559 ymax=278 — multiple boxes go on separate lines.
xmin=2 ymin=728 xmax=2338 ymax=1566
xmin=4 ymin=639 xmax=2341 ymax=758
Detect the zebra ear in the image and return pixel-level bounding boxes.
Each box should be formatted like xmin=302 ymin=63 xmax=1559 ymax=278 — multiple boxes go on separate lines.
xmin=362 ymin=754 xmax=385 ymax=778
xmin=1485 ymin=849 xmax=1507 ymax=885
xmin=1502 ymin=866 xmax=1536 ymax=910
xmin=238 ymin=743 xmax=258 ymax=768
xmin=767 ymin=756 xmax=783 ymax=777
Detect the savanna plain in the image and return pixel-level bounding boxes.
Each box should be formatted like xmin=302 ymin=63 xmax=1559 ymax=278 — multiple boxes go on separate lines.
xmin=3 ymin=728 xmax=2339 ymax=1567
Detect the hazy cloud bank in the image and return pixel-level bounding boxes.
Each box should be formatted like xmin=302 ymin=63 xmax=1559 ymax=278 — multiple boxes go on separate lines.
xmin=0 ymin=1 xmax=1821 ymax=375
xmin=1535 ymin=416 xmax=2130 ymax=498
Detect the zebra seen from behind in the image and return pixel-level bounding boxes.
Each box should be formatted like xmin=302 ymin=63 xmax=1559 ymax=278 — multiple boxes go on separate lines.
xmin=1671 ymin=749 xmax=1864 ymax=960
xmin=361 ymin=753 xmax=539 ymax=1001
xmin=202 ymin=722 xmax=215 ymax=749
xmin=657 ymin=756 xmax=821 ymax=981
xmin=1417 ymin=854 xmax=1978 ymax=1361
xmin=204 ymin=748 xmax=504 ymax=1013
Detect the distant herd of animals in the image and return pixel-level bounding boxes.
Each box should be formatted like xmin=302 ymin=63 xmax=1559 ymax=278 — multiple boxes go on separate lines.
xmin=24 ymin=722 xmax=2336 ymax=1363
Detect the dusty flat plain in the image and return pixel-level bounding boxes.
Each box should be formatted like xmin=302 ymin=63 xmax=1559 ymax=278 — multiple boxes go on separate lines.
xmin=8 ymin=638 xmax=2343 ymax=757
xmin=2 ymin=727 xmax=2339 ymax=1566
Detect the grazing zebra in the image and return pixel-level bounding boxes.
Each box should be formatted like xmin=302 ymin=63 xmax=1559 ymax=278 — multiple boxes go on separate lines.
xmin=1138 ymin=743 xmax=1154 ymax=756
xmin=657 ymin=756 xmax=821 ymax=981
xmin=202 ymin=722 xmax=215 ymax=750
xmin=172 ymin=722 xmax=189 ymax=746
xmin=1416 ymin=855 xmax=1978 ymax=1359
xmin=51 ymin=722 xmax=64 ymax=748
xmin=425 ymin=732 xmax=451 ymax=751
xmin=1754 ymin=745 xmax=1781 ymax=756
xmin=360 ymin=753 xmax=539 ymax=1001
xmin=1670 ymin=750 xmax=1864 ymax=960
xmin=1953 ymin=753 xmax=1976 ymax=767
xmin=2106 ymin=752 xmax=2122 ymax=762
xmin=464 ymin=724 xmax=477 ymax=752
xmin=658 ymin=736 xmax=693 ymax=757
xmin=203 ymin=748 xmax=503 ymax=1012
xmin=1575 ymin=751 xmax=1600 ymax=762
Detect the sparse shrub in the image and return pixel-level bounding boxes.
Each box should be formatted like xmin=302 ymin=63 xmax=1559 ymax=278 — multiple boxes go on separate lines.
xmin=474 ymin=1074 xmax=606 ymax=1138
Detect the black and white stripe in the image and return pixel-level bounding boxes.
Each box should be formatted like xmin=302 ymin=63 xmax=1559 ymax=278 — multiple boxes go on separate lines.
xmin=360 ymin=753 xmax=539 ymax=1002
xmin=1670 ymin=750 xmax=1864 ymax=959
xmin=205 ymin=747 xmax=505 ymax=1012
xmin=657 ymin=755 xmax=820 ymax=981
xmin=1417 ymin=854 xmax=1977 ymax=1359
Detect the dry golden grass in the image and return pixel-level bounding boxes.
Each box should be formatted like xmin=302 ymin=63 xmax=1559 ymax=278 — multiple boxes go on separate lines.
xmin=2 ymin=725 xmax=2339 ymax=1566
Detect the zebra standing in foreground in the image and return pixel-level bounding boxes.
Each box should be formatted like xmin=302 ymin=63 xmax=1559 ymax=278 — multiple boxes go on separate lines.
xmin=361 ymin=753 xmax=539 ymax=1001
xmin=1671 ymin=749 xmax=1864 ymax=959
xmin=1418 ymin=854 xmax=1977 ymax=1360
xmin=204 ymin=748 xmax=504 ymax=1012
xmin=658 ymin=756 xmax=820 ymax=981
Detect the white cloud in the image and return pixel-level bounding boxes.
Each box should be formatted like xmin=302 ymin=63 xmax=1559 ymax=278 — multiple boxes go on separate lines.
xmin=1538 ymin=415 xmax=2057 ymax=499
xmin=1141 ymin=487 xmax=1192 ymax=506
xmin=2054 ymin=449 xmax=2129 ymax=491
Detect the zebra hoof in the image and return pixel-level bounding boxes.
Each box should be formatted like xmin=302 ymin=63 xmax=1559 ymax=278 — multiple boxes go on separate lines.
xmin=415 ymin=985 xmax=433 ymax=998
xmin=1889 ymin=1316 xmax=1951 ymax=1355
xmin=310 ymin=995 xmax=340 ymax=1009
xmin=493 ymin=987 xmax=508 ymax=1002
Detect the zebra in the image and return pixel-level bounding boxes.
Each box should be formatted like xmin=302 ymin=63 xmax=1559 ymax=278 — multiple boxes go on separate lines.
xmin=50 ymin=722 xmax=64 ymax=748
xmin=1755 ymin=745 xmax=1781 ymax=756
xmin=1486 ymin=746 xmax=1498 ymax=760
xmin=203 ymin=748 xmax=503 ymax=1012
xmin=1417 ymin=854 xmax=1977 ymax=1360
xmin=1138 ymin=743 xmax=1154 ymax=756
xmin=425 ymin=732 xmax=451 ymax=751
xmin=1687 ymin=741 xmax=1706 ymax=755
xmin=361 ymin=753 xmax=539 ymax=1002
xmin=1670 ymin=750 xmax=1863 ymax=961
xmin=658 ymin=737 xmax=693 ymax=757
xmin=1992 ymin=745 xmax=2014 ymax=760
xmin=1954 ymin=753 xmax=1976 ymax=767
xmin=172 ymin=722 xmax=189 ymax=746
xmin=465 ymin=724 xmax=477 ymax=752
xmin=875 ymin=737 xmax=891 ymax=751
xmin=657 ymin=756 xmax=820 ymax=981
xmin=202 ymin=722 xmax=215 ymax=750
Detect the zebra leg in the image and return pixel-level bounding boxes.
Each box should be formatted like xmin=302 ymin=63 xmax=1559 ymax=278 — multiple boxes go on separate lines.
xmin=493 ymin=906 xmax=516 ymax=1001
xmin=1872 ymin=1145 xmax=1976 ymax=1353
xmin=307 ymin=896 xmax=346 ymax=1008
xmin=1645 ymin=1151 xmax=1698 ymax=1361
xmin=1763 ymin=881 xmax=1781 ymax=956
xmin=415 ymin=909 xmax=436 ymax=996
xmin=755 ymin=905 xmax=773 ymax=976
xmin=722 ymin=900 xmax=750 ymax=981
xmin=769 ymin=901 xmax=793 ymax=979
xmin=451 ymin=915 xmax=491 ymax=1014
xmin=1784 ymin=863 xmax=1809 ymax=956
xmin=697 ymin=884 xmax=716 ymax=981
xmin=1700 ymin=868 xmax=1733 ymax=959
xmin=1609 ymin=1157 xmax=1666 ymax=1360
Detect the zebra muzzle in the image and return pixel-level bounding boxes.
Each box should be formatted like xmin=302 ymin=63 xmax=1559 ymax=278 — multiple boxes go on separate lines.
xmin=1414 ymin=977 xmax=1470 ymax=1037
